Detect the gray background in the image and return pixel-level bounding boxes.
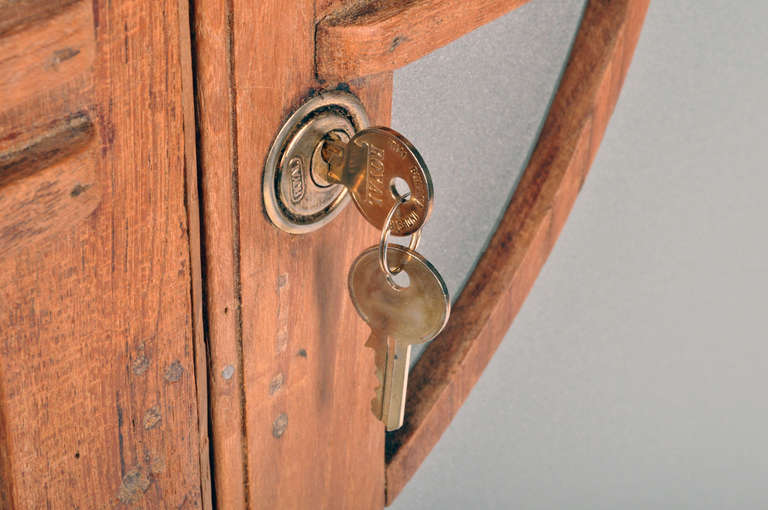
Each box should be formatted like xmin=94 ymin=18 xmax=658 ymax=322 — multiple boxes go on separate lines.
xmin=390 ymin=0 xmax=768 ymax=508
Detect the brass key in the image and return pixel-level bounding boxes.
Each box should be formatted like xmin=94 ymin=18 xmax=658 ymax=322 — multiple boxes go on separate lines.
xmin=349 ymin=244 xmax=450 ymax=430
xmin=319 ymin=127 xmax=433 ymax=236
xmin=264 ymin=92 xmax=434 ymax=235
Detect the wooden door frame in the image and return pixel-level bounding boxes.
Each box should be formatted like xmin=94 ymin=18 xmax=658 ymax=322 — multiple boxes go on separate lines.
xmin=192 ymin=1 xmax=391 ymax=508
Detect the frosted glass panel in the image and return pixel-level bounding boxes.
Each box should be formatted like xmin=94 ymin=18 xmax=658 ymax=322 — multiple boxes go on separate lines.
xmin=392 ymin=0 xmax=587 ymax=366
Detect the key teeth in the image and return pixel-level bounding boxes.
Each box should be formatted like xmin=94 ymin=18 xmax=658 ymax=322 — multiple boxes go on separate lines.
xmin=365 ymin=333 xmax=386 ymax=421
xmin=370 ymin=392 xmax=382 ymax=417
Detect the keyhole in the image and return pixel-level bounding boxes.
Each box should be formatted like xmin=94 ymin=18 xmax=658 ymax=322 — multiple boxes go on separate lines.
xmin=390 ymin=269 xmax=410 ymax=289
xmin=390 ymin=177 xmax=410 ymax=199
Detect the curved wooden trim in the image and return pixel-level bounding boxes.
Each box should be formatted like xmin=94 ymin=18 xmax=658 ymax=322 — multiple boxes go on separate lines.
xmin=316 ymin=0 xmax=532 ymax=81
xmin=385 ymin=0 xmax=651 ymax=504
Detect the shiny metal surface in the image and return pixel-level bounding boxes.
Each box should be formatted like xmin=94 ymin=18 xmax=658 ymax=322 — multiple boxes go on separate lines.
xmin=349 ymin=244 xmax=449 ymax=430
xmin=263 ymin=90 xmax=369 ymax=233
xmin=349 ymin=245 xmax=449 ymax=343
xmin=383 ymin=339 xmax=412 ymax=431
xmin=379 ymin=194 xmax=422 ymax=286
xmin=323 ymin=127 xmax=433 ymax=236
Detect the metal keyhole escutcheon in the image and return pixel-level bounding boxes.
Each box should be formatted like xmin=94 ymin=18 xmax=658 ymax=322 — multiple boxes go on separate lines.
xmin=263 ymin=90 xmax=369 ymax=233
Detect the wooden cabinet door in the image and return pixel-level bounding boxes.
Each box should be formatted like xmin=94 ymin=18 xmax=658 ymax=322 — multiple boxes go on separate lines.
xmin=0 ymin=1 xmax=209 ymax=508
xmin=193 ymin=0 xmax=648 ymax=508
xmin=0 ymin=0 xmax=648 ymax=508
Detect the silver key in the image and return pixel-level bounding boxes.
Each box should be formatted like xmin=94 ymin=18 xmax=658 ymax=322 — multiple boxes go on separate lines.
xmin=349 ymin=244 xmax=450 ymax=430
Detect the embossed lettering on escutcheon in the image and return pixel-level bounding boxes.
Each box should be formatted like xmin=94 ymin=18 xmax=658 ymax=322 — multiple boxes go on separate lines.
xmin=288 ymin=157 xmax=305 ymax=204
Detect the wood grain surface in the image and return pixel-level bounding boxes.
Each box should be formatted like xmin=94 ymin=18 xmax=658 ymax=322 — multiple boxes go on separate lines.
xmin=0 ymin=0 xmax=649 ymax=506
xmin=192 ymin=0 xmax=391 ymax=508
xmin=0 ymin=112 xmax=99 ymax=258
xmin=316 ymin=0 xmax=532 ymax=81
xmin=0 ymin=0 xmax=208 ymax=507
xmin=0 ymin=0 xmax=80 ymax=37
xmin=385 ymin=0 xmax=651 ymax=504
xmin=0 ymin=1 xmax=94 ymax=114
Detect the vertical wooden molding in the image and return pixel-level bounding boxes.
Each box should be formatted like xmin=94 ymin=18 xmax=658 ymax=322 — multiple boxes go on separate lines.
xmin=178 ymin=0 xmax=213 ymax=507
xmin=194 ymin=0 xmax=392 ymax=506
xmin=191 ymin=0 xmax=248 ymax=506
xmin=0 ymin=377 xmax=14 ymax=509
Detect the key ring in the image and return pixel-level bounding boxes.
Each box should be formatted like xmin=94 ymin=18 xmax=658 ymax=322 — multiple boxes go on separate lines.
xmin=379 ymin=193 xmax=422 ymax=289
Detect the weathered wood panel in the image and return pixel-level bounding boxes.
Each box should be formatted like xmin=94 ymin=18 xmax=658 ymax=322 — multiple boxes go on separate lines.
xmin=0 ymin=0 xmax=81 ymax=37
xmin=192 ymin=0 xmax=391 ymax=507
xmin=0 ymin=0 xmax=208 ymax=507
xmin=0 ymin=1 xmax=94 ymax=112
xmin=316 ymin=0 xmax=532 ymax=80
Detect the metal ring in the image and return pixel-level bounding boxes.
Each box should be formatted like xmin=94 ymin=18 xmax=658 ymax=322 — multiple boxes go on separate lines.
xmin=378 ymin=194 xmax=422 ymax=289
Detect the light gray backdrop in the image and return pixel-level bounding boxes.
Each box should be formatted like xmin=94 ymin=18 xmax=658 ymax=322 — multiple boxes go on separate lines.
xmin=390 ymin=0 xmax=768 ymax=508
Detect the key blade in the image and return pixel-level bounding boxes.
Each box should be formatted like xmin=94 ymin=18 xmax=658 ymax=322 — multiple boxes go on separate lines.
xmin=349 ymin=245 xmax=450 ymax=431
xmin=364 ymin=331 xmax=387 ymax=420
xmin=320 ymin=136 xmax=347 ymax=186
xmin=382 ymin=339 xmax=411 ymax=431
